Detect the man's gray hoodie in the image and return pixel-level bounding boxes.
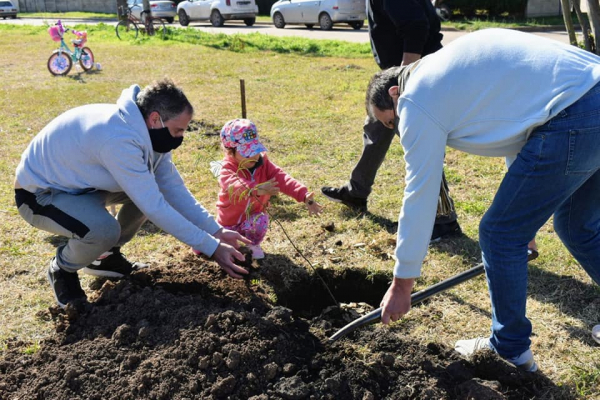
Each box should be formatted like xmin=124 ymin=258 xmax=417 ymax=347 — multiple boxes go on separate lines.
xmin=16 ymin=85 xmax=221 ymax=256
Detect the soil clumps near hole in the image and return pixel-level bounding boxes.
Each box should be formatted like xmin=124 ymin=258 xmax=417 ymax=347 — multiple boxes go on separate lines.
xmin=0 ymin=249 xmax=570 ymax=399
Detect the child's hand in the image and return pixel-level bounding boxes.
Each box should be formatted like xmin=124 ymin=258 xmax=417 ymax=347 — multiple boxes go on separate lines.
xmin=214 ymin=228 xmax=252 ymax=248
xmin=255 ymin=179 xmax=280 ymax=196
xmin=304 ymin=192 xmax=323 ymax=216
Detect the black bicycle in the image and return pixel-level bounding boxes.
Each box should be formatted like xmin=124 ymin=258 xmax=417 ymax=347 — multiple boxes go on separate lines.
xmin=116 ymin=5 xmax=167 ymax=40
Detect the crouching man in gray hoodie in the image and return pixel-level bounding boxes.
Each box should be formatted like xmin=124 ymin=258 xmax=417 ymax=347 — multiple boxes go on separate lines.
xmin=14 ymin=78 xmax=252 ymax=308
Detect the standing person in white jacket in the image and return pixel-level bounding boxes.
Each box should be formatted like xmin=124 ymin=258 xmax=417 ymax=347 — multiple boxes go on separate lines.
xmin=14 ymin=78 xmax=251 ymax=309
xmin=366 ymin=29 xmax=600 ymax=371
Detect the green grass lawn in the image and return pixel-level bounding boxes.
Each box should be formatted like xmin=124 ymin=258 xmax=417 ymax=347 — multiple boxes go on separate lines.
xmin=0 ymin=23 xmax=598 ymax=398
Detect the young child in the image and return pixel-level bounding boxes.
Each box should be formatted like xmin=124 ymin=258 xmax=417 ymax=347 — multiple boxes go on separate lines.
xmin=213 ymin=118 xmax=322 ymax=259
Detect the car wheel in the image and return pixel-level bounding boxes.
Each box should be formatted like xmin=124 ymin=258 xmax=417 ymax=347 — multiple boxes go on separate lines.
xmin=165 ymin=17 xmax=174 ymax=24
xmin=210 ymin=9 xmax=224 ymax=27
xmin=178 ymin=9 xmax=190 ymax=26
xmin=319 ymin=13 xmax=333 ymax=30
xmin=244 ymin=17 xmax=255 ymax=26
xmin=272 ymin=12 xmax=285 ymax=29
xmin=305 ymin=24 xmax=314 ymax=29
xmin=349 ymin=21 xmax=363 ymax=30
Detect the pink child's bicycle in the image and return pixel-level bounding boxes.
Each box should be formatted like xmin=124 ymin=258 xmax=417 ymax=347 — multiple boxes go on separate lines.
xmin=47 ymin=20 xmax=96 ymax=76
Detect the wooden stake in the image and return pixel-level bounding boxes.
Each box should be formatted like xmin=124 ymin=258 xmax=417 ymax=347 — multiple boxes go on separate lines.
xmin=240 ymin=79 xmax=247 ymax=119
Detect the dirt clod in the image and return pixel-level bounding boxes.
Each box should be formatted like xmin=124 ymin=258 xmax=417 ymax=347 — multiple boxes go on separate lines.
xmin=275 ymin=376 xmax=310 ymax=400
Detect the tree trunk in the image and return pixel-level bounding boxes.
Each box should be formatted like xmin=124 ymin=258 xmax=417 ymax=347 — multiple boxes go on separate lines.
xmin=561 ymin=0 xmax=578 ymax=45
xmin=143 ymin=0 xmax=151 ymax=21
xmin=586 ymin=0 xmax=600 ymax=53
xmin=572 ymin=0 xmax=592 ymax=51
xmin=142 ymin=0 xmax=154 ymax=34
xmin=116 ymin=0 xmax=128 ymax=21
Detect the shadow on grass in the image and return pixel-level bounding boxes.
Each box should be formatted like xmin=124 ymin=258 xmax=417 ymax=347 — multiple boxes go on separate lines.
xmin=47 ymin=69 xmax=101 ymax=82
xmin=528 ymin=264 xmax=600 ymax=344
xmin=361 ymin=209 xmax=483 ymax=265
xmin=67 ymin=69 xmax=102 ymax=82
xmin=441 ymin=262 xmax=600 ymax=347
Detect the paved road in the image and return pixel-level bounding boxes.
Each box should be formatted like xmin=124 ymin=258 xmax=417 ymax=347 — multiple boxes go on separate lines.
xmin=0 ymin=17 xmax=574 ymax=46
xmin=167 ymin=22 xmax=575 ymax=46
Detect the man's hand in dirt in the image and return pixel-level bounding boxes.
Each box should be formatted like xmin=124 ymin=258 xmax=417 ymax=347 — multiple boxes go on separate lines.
xmin=212 ymin=242 xmax=249 ymax=279
xmin=255 ymin=179 xmax=280 ymax=196
xmin=214 ymin=228 xmax=252 ymax=249
xmin=380 ymin=277 xmax=415 ymax=325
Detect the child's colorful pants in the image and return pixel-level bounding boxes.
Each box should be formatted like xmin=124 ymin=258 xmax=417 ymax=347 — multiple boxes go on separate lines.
xmin=224 ymin=212 xmax=269 ymax=245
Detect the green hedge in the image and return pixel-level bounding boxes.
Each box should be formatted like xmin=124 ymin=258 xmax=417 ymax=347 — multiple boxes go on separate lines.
xmin=448 ymin=0 xmax=528 ymax=17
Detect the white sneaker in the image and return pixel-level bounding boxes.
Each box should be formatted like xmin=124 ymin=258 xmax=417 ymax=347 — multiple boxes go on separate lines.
xmin=592 ymin=325 xmax=600 ymax=345
xmin=455 ymin=337 xmax=538 ymax=372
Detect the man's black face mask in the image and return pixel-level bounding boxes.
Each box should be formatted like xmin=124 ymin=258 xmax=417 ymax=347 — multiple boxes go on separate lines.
xmin=148 ymin=115 xmax=183 ymax=153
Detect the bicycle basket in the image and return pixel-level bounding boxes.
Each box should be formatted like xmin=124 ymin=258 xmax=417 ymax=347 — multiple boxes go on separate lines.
xmin=48 ymin=25 xmax=64 ymax=42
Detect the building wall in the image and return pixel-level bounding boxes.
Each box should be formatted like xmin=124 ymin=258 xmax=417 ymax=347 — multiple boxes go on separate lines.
xmin=526 ymin=0 xmax=562 ymax=17
xmin=18 ymin=0 xmax=116 ymax=13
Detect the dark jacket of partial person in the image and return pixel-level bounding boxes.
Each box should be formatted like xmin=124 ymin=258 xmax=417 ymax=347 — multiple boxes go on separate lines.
xmin=368 ymin=0 xmax=443 ymax=69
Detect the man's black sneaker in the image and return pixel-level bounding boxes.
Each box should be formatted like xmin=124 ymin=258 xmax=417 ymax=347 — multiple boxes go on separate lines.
xmin=431 ymin=220 xmax=462 ymax=242
xmin=82 ymin=247 xmax=148 ymax=278
xmin=321 ymin=186 xmax=368 ymax=212
xmin=47 ymin=258 xmax=87 ymax=308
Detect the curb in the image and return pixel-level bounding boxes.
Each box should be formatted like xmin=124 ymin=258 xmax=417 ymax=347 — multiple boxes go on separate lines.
xmin=441 ymin=24 xmax=571 ymax=33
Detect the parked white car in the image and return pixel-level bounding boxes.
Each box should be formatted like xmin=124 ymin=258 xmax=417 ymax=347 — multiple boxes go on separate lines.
xmin=127 ymin=0 xmax=177 ymax=23
xmin=177 ymin=0 xmax=259 ymax=27
xmin=0 ymin=0 xmax=18 ymax=19
xmin=270 ymin=0 xmax=365 ymax=30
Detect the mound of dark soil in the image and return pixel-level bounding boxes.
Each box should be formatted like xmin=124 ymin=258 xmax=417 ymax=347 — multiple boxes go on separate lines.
xmin=0 ymin=248 xmax=572 ymax=399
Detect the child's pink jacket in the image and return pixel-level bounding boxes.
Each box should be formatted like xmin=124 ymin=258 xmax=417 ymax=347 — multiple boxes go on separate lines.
xmin=216 ymin=154 xmax=309 ymax=226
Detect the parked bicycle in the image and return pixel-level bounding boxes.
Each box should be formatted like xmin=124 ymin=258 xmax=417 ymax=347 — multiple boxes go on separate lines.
xmin=47 ymin=20 xmax=96 ymax=76
xmin=116 ymin=5 xmax=167 ymax=40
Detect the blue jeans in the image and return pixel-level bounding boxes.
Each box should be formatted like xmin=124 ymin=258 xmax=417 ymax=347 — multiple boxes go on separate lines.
xmin=479 ymin=81 xmax=600 ymax=358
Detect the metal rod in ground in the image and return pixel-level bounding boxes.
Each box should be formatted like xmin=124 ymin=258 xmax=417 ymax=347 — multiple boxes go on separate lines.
xmin=240 ymin=79 xmax=247 ymax=119
xmin=327 ymin=263 xmax=485 ymax=343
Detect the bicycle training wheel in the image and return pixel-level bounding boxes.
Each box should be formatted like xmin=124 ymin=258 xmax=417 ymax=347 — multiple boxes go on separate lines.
xmin=149 ymin=18 xmax=167 ymax=39
xmin=79 ymin=47 xmax=95 ymax=71
xmin=47 ymin=51 xmax=73 ymax=76
xmin=116 ymin=20 xmax=139 ymax=40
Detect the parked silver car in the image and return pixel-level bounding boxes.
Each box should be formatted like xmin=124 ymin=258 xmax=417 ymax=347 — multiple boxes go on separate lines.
xmin=270 ymin=0 xmax=365 ymax=30
xmin=0 ymin=0 xmax=18 ymax=19
xmin=177 ymin=0 xmax=259 ymax=27
xmin=128 ymin=0 xmax=177 ymax=23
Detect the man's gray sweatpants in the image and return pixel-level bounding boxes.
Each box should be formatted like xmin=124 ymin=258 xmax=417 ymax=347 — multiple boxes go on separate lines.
xmin=345 ymin=115 xmax=457 ymax=224
xmin=15 ymin=189 xmax=147 ymax=272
